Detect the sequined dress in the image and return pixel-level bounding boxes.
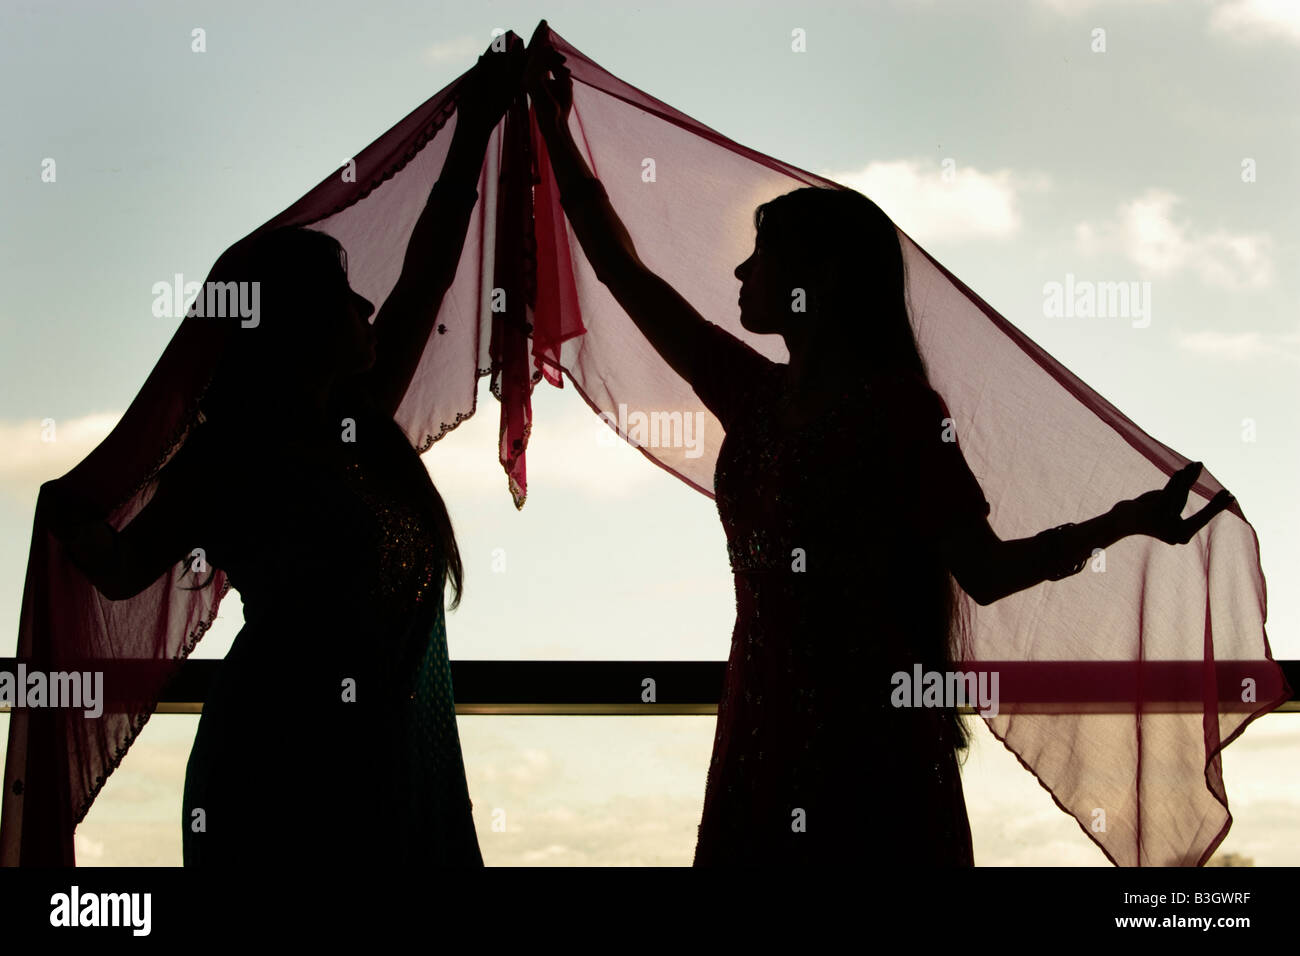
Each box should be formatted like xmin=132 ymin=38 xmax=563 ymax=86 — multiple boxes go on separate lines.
xmin=689 ymin=323 xmax=990 ymax=866
xmin=180 ymin=389 xmax=482 ymax=866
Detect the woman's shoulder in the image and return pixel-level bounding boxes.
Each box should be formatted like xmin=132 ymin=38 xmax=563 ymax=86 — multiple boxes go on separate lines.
xmin=170 ymin=411 xmax=289 ymax=483
xmin=158 ymin=418 xmax=235 ymax=494
xmin=870 ymin=368 xmax=931 ymax=393
xmin=869 ymin=370 xmax=946 ymax=408
xmin=169 ymin=416 xmax=220 ymax=468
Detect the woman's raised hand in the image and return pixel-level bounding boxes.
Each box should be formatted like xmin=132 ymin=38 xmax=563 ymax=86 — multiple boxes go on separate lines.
xmin=455 ymin=32 xmax=527 ymax=136
xmin=525 ymin=21 xmax=573 ymax=130
xmin=1124 ymin=461 xmax=1235 ymax=545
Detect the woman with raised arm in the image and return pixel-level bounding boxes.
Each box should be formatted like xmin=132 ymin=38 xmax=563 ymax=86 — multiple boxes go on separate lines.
xmin=40 ymin=39 xmax=527 ymax=867
xmin=524 ymin=24 xmax=1233 ymax=866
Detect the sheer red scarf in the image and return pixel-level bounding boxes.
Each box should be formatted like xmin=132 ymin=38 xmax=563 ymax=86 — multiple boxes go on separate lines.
xmin=3 ymin=23 xmax=1287 ymax=866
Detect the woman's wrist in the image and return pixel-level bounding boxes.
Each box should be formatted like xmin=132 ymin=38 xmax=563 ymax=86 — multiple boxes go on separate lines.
xmin=534 ymin=106 xmax=583 ymax=168
xmin=42 ymin=480 xmax=100 ymax=539
xmin=427 ymin=178 xmax=480 ymax=207
xmin=560 ymin=174 xmax=606 ymax=205
xmin=1046 ymin=502 xmax=1138 ymax=581
xmin=1040 ymin=523 xmax=1090 ymax=581
xmin=427 ymin=125 xmax=486 ymax=207
xmin=453 ymin=108 xmax=498 ymax=143
xmin=1109 ymin=498 xmax=1140 ymax=538
xmin=530 ymin=99 xmax=562 ymax=133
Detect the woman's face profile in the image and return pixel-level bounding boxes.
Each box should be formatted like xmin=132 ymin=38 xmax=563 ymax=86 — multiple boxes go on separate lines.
xmin=315 ymin=264 xmax=377 ymax=377
xmin=253 ymin=251 xmax=377 ymax=381
xmin=734 ymin=233 xmax=789 ymax=336
xmin=340 ymin=284 xmax=378 ymax=373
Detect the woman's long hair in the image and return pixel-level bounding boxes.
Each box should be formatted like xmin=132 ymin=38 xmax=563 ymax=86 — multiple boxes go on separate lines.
xmin=172 ymin=226 xmax=464 ymax=609
xmin=753 ymin=187 xmax=974 ymax=755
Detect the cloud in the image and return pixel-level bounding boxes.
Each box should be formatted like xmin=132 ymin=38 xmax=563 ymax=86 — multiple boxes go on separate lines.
xmin=1028 ymin=0 xmax=1300 ymax=48
xmin=0 ymin=411 xmax=120 ymax=504
xmin=423 ymin=389 xmax=688 ymax=502
xmin=1074 ymin=189 xmax=1275 ymax=290
xmin=0 ymin=388 xmax=684 ymax=513
xmin=821 ymin=159 xmax=1048 ymax=243
xmin=470 ymin=794 xmax=701 ymax=865
xmin=73 ymin=833 xmax=106 ymax=861
xmin=1175 ymin=326 xmax=1300 ymax=364
xmin=423 ymin=34 xmax=495 ymax=65
xmin=1208 ymin=0 xmax=1300 ymax=46
xmin=477 ymin=747 xmax=555 ymax=790
xmin=1029 ymin=0 xmax=1170 ymax=10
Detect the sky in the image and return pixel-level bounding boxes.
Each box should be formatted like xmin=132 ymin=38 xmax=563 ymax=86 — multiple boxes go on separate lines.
xmin=0 ymin=0 xmax=1297 ymax=865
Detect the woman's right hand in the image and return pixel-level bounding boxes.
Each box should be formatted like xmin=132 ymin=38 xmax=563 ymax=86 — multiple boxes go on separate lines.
xmin=40 ymin=479 xmax=126 ymax=596
xmin=455 ymin=34 xmax=527 ymax=138
xmin=42 ymin=449 xmax=204 ymax=600
xmin=1121 ymin=461 xmax=1234 ymax=545
xmin=42 ymin=478 xmax=101 ymax=540
xmin=525 ymin=24 xmax=573 ymax=131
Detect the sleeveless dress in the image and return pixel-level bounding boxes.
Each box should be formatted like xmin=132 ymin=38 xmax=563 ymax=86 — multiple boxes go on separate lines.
xmin=180 ymin=388 xmax=482 ymax=867
xmin=688 ymin=323 xmax=990 ymax=866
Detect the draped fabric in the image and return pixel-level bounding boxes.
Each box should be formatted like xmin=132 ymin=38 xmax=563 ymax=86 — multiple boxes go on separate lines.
xmin=3 ymin=23 xmax=1288 ymax=866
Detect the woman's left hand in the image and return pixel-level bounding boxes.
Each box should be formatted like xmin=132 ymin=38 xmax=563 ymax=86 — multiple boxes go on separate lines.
xmin=1123 ymin=461 xmax=1234 ymax=544
xmin=456 ymin=33 xmax=527 ymax=136
xmin=525 ymin=32 xmax=573 ymax=132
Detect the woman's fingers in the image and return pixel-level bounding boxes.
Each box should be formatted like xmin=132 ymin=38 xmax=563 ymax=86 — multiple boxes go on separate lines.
xmin=526 ymin=51 xmax=570 ymax=122
xmin=1153 ymin=460 xmax=1203 ymax=528
xmin=525 ymin=22 xmax=557 ymax=75
xmin=1177 ymin=489 xmax=1233 ymax=543
xmin=524 ymin=45 xmax=555 ymax=89
xmin=503 ymin=42 xmax=527 ymax=87
xmin=528 ymin=18 xmax=551 ymax=48
xmin=1166 ymin=460 xmax=1202 ymax=497
xmin=522 ymin=28 xmax=570 ymax=124
xmin=1190 ymin=489 xmax=1227 ymax=535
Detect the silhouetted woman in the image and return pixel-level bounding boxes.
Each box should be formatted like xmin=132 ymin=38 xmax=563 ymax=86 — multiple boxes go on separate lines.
xmin=43 ymin=41 xmax=526 ymax=866
xmin=525 ymin=32 xmax=1231 ymax=865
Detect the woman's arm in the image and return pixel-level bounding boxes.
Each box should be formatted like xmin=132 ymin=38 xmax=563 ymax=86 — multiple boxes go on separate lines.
xmin=43 ymin=461 xmax=200 ymax=602
xmin=526 ymin=33 xmax=752 ymax=392
xmin=362 ymin=38 xmax=525 ymax=419
xmin=940 ymin=461 xmax=1234 ymax=606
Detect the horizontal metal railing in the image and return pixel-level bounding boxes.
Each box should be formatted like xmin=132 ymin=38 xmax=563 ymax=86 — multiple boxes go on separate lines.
xmin=0 ymin=658 xmax=1282 ymax=715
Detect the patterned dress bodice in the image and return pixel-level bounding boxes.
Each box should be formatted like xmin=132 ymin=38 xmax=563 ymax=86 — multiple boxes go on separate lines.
xmin=689 ymin=322 xmax=989 ymax=865
xmin=179 ymin=391 xmax=482 ymax=867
